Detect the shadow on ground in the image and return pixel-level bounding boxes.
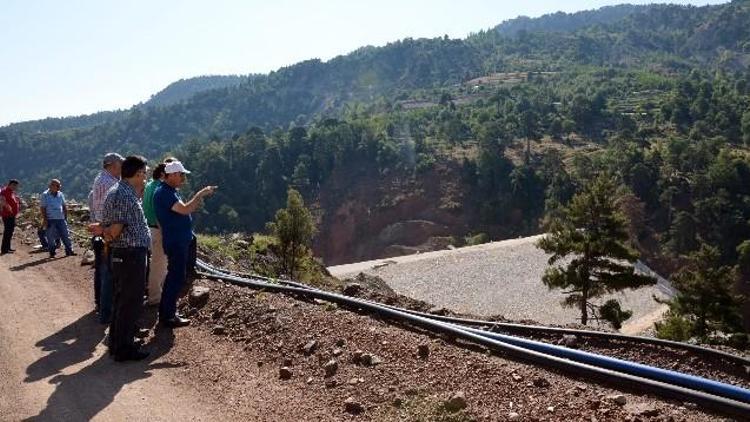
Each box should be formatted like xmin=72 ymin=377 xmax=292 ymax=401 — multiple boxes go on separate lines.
xmin=24 ymin=308 xmax=181 ymax=421
xmin=9 ymin=256 xmax=54 ymax=272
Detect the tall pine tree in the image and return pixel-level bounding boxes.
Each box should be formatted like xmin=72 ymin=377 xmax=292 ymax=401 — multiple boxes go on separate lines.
xmin=537 ymin=176 xmax=656 ymax=325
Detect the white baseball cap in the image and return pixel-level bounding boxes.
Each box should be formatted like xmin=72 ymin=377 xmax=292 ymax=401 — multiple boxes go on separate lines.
xmin=164 ymin=161 xmax=191 ymax=174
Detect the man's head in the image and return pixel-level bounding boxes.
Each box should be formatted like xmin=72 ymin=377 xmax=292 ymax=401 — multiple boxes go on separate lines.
xmin=48 ymin=179 xmax=61 ymax=194
xmin=103 ymin=153 xmax=124 ymax=178
xmin=152 ymin=163 xmax=167 ymax=181
xmin=153 ymin=156 xmax=177 ymax=181
xmin=6 ymin=179 xmax=19 ymax=192
xmin=163 ymin=160 xmax=191 ymax=189
xmin=121 ymin=155 xmax=149 ymax=191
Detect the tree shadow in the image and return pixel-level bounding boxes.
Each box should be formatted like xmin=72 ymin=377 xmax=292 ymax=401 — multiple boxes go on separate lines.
xmin=24 ymin=313 xmax=180 ymax=421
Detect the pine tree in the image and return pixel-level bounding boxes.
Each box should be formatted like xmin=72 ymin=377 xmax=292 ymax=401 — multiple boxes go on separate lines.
xmin=536 ymin=176 xmax=656 ymax=325
xmin=268 ymin=188 xmax=316 ymax=279
xmin=666 ymin=244 xmax=743 ymax=339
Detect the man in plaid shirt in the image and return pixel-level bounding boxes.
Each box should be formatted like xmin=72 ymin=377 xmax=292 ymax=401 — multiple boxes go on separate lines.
xmin=99 ymin=155 xmax=151 ymax=362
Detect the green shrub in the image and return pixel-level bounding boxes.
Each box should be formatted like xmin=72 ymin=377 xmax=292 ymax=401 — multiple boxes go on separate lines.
xmin=654 ymin=311 xmax=694 ymax=341
xmin=464 ymin=232 xmax=489 ymax=246
xmin=599 ymin=299 xmax=633 ymax=330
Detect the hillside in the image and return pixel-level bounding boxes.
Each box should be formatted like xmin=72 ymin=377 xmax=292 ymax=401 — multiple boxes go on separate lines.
xmin=2 ymin=2 xmax=750 ymax=281
xmin=492 ymin=4 xmax=649 ymax=36
xmin=2 ymin=2 xmax=749 ymax=199
xmin=144 ymin=75 xmax=249 ymax=108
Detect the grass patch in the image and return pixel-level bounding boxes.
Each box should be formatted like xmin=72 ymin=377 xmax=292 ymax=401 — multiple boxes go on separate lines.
xmin=197 ymin=234 xmax=244 ymax=261
xmin=374 ymin=395 xmax=475 ymax=422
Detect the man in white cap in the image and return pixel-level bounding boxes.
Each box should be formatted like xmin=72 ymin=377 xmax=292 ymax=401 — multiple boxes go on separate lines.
xmin=154 ymin=160 xmax=216 ymax=327
xmin=89 ymin=152 xmax=124 ymax=323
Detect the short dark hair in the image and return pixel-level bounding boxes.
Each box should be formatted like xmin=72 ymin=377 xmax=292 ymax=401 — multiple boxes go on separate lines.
xmin=121 ymin=155 xmax=148 ymax=178
xmin=8 ymin=179 xmax=19 ymax=186
xmin=152 ymin=163 xmax=167 ymax=180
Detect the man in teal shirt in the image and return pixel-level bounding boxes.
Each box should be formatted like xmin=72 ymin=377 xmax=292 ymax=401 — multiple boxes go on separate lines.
xmin=143 ymin=161 xmax=170 ymax=305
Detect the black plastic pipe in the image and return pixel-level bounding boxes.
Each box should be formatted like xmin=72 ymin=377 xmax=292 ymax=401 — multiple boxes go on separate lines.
xmin=195 ymin=263 xmax=750 ymax=417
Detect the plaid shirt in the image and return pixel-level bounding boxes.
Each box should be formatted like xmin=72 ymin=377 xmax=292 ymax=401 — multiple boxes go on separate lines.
xmin=91 ymin=170 xmax=119 ymax=222
xmin=101 ymin=181 xmax=151 ymax=249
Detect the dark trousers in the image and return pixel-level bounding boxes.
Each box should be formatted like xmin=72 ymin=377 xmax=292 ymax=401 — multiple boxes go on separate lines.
xmin=186 ymin=235 xmax=198 ymax=287
xmin=38 ymin=228 xmax=49 ymax=249
xmin=159 ymin=241 xmax=190 ymax=321
xmin=92 ymin=237 xmax=113 ymax=322
xmin=109 ymin=247 xmax=147 ymax=357
xmin=1 ymin=216 xmax=15 ymax=253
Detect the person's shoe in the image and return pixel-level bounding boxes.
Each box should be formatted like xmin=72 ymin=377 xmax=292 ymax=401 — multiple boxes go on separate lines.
xmin=135 ymin=328 xmax=150 ymax=339
xmin=162 ymin=315 xmax=191 ymax=328
xmin=49 ymin=252 xmax=56 ymax=258
xmin=8 ymin=248 xmax=15 ymax=252
xmin=65 ymin=251 xmax=78 ymax=257
xmin=113 ymin=348 xmax=150 ymax=362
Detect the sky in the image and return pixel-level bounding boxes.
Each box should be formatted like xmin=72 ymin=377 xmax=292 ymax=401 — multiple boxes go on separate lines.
xmin=0 ymin=0 xmax=728 ymax=126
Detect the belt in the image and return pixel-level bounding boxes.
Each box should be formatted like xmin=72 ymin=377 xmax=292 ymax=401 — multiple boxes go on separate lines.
xmin=111 ymin=246 xmax=148 ymax=252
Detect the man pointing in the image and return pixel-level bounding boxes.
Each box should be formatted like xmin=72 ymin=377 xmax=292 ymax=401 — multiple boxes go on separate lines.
xmin=154 ymin=160 xmax=216 ymax=327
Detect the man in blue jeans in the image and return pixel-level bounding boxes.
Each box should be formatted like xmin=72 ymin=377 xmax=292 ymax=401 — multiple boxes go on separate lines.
xmin=40 ymin=179 xmax=76 ymax=258
xmin=154 ymin=160 xmax=216 ymax=327
xmin=88 ymin=152 xmax=123 ymax=323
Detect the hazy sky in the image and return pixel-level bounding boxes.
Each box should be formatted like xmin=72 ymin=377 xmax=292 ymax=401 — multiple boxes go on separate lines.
xmin=0 ymin=0 xmax=727 ymax=126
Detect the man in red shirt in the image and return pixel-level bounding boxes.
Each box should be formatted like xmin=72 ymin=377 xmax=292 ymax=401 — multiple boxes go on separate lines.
xmin=1 ymin=179 xmax=21 ymax=255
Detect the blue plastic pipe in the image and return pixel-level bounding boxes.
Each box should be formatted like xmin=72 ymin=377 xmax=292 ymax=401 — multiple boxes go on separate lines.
xmin=452 ymin=324 xmax=750 ymax=404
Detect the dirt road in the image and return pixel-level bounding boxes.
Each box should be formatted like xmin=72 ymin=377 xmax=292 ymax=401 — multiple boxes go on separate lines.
xmin=0 ymin=244 xmax=234 ymax=421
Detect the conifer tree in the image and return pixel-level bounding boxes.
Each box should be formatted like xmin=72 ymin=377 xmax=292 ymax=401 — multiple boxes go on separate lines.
xmin=268 ymin=188 xmax=316 ymax=279
xmin=666 ymin=244 xmax=743 ymax=339
xmin=537 ymin=176 xmax=656 ymax=325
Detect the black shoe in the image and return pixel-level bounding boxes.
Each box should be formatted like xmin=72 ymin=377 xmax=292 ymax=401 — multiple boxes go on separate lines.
xmin=65 ymin=251 xmax=78 ymax=256
xmin=135 ymin=328 xmax=150 ymax=339
xmin=113 ymin=348 xmax=150 ymax=362
xmin=162 ymin=315 xmax=191 ymax=328
xmin=49 ymin=253 xmax=56 ymax=258
xmin=8 ymin=248 xmax=15 ymax=252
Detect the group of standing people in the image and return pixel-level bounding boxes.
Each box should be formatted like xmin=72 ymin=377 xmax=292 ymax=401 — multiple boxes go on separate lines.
xmin=89 ymin=153 xmax=217 ymax=361
xmin=0 ymin=152 xmax=217 ymax=362
xmin=1 ymin=178 xmax=76 ymax=257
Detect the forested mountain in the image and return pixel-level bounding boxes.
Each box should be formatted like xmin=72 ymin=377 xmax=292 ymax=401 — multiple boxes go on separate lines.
xmin=1 ymin=109 xmax=128 ymax=134
xmin=492 ymin=4 xmax=649 ymax=37
xmin=144 ymin=75 xmax=249 ymax=108
xmin=2 ymin=1 xmax=749 ymax=262
xmin=2 ymin=1 xmax=748 ymax=200
xmin=1 ymin=75 xmax=250 ymax=135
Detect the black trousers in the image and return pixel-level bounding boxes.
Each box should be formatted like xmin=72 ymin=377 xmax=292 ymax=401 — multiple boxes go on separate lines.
xmin=109 ymin=247 xmax=147 ymax=357
xmin=92 ymin=237 xmax=105 ymax=306
xmin=1 ymin=216 xmax=16 ymax=253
